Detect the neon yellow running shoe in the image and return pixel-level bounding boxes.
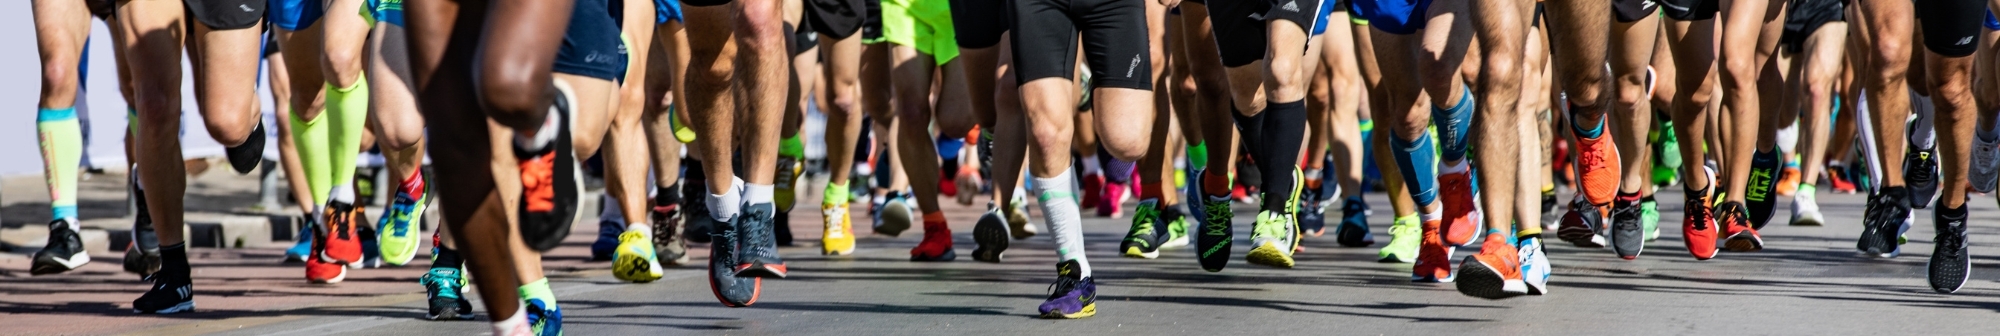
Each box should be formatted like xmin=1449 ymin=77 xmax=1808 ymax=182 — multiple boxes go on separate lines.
xmin=669 ymin=105 xmax=697 ymax=143
xmin=1245 ymin=210 xmax=1299 ymax=268
xmin=612 ymin=231 xmax=664 ymax=283
xmin=1379 ymin=215 xmax=1421 ymax=263
xmin=377 ymin=182 xmax=428 ymax=266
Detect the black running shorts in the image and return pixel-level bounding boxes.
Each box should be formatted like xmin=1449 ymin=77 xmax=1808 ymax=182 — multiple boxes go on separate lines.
xmin=1209 ymin=0 xmax=1324 ymax=67
xmin=951 ymin=0 xmax=1010 ymax=49
xmin=1778 ymin=0 xmax=1845 ymax=53
xmin=1660 ymin=0 xmax=1716 ymax=21
xmin=1010 ymin=0 xmax=1152 ymax=90
xmin=864 ymin=0 xmax=886 ymax=43
xmin=1612 ymin=0 xmax=1657 ymax=23
xmin=787 ymin=21 xmax=820 ymax=56
xmin=1916 ymin=0 xmax=1983 ymax=57
xmin=186 ymin=0 xmax=266 ymax=30
xmin=556 ymin=0 xmax=630 ymax=82
xmin=808 ymin=0 xmax=867 ymax=39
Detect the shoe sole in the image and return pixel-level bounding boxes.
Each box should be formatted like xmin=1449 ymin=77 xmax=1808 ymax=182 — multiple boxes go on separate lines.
xmin=708 ymin=273 xmax=762 ymax=307
xmin=1558 ymin=210 xmax=1605 ymax=248
xmin=1927 ymin=256 xmax=1972 ymax=294
xmin=135 ymin=301 xmax=195 ymax=314
xmin=1454 ymin=257 xmax=1526 ymax=299
xmin=1335 ymin=224 xmax=1376 ymax=247
xmin=1723 ymin=232 xmax=1764 ymax=252
xmin=615 ymin=253 xmax=665 ymax=283
xmin=31 ymin=252 xmax=90 ymax=275
xmin=875 ymin=202 xmax=912 ymax=237
xmin=735 ymin=262 xmax=790 ymax=278
xmin=1379 ymin=253 xmax=1415 ymax=263
xmin=972 ymin=214 xmax=1009 ymax=263
xmin=1041 ymin=303 xmax=1097 ymax=319
xmin=427 ymin=310 xmax=477 ymax=321
xmin=310 ymin=267 xmax=348 ymax=284
xmin=1122 ymin=246 xmax=1161 ymax=259
xmin=1160 ymin=235 xmax=1189 ymax=249
xmin=822 ymin=243 xmax=856 ymax=256
xmin=1246 ymin=243 xmax=1296 ymax=268
xmin=1790 ymin=212 xmax=1824 ymax=226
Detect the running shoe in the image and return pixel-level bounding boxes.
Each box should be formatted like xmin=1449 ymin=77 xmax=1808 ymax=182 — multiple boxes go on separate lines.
xmin=1858 ymin=187 xmax=1911 ymax=258
xmin=515 ymin=88 xmax=583 ymax=252
xmin=1196 ymin=191 xmax=1235 ymax=272
xmin=305 ymin=254 xmax=346 ymax=284
xmin=910 ymin=218 xmax=957 ymax=262
xmin=1006 ymin=195 xmax=1038 ymax=239
xmin=1827 ymin=165 xmax=1859 ymax=194
xmin=421 ymin=267 xmax=475 ymax=320
xmin=1557 ymin=196 xmax=1607 ymax=248
xmin=522 ymin=286 xmax=562 ymax=336
xmin=614 ymin=231 xmax=665 ymax=283
xmin=1640 ymin=195 xmax=1661 ymax=241
xmin=773 ymin=212 xmax=794 ymax=247
xmin=357 ymin=223 xmax=383 ymax=269
xmin=955 ymin=169 xmax=981 ymax=206
xmin=972 ymin=209 xmax=1009 ymax=262
xmin=1412 ymin=218 xmax=1455 ymax=282
xmin=1080 ymin=173 xmax=1104 ymax=211
xmin=284 ymin=218 xmax=315 ymax=263
xmin=127 ymin=178 xmax=163 ymax=276
xmin=653 ymin=201 xmax=691 ymax=265
xmin=377 ymin=184 xmax=428 ymax=266
xmin=1379 ymin=215 xmax=1420 ymax=263
xmin=1246 ymin=210 xmax=1300 ymax=268
xmin=668 ymin=104 xmax=697 ymax=143
xmin=133 ymin=270 xmax=194 ymax=314
xmin=1456 ymin=235 xmax=1525 ymax=299
xmin=1717 ymin=202 xmax=1763 ymax=252
xmin=319 ymin=202 xmax=364 ymax=264
xmin=1744 ymin=149 xmax=1782 ymax=229
xmin=1037 ymin=260 xmax=1097 ymax=319
xmin=590 ymin=219 xmax=624 ymax=262
xmin=1161 ymin=205 xmax=1190 ymax=249
xmin=1520 ymin=236 xmax=1551 ymax=295
xmin=1299 ymin=185 xmax=1327 ymax=237
xmin=823 ymin=201 xmax=857 ymax=256
xmin=1572 ymin=125 xmax=1621 ymax=207
xmin=1790 ymin=190 xmax=1824 ymax=226
xmin=30 ymin=220 xmax=89 ymax=275
xmin=684 ymin=177 xmax=713 ymax=244
xmin=874 ymin=191 xmax=913 ymax=237
xmin=1777 ymin=167 xmax=1800 ymax=197
xmin=1904 ymin=146 xmax=1939 ymax=209
xmin=1439 ymin=166 xmax=1480 ymax=246
xmin=1929 ymin=204 xmax=1971 ymax=293
xmin=1609 ymin=195 xmax=1645 ymax=260
xmin=224 ymin=120 xmax=266 ymax=175
xmin=1334 ymin=196 xmax=1375 ymax=247
xmin=1539 ymin=190 xmax=1560 ymax=232
xmin=1121 ymin=200 xmax=1172 ymax=259
xmin=735 ymin=203 xmax=788 ymax=277
xmin=708 ymin=213 xmax=760 ymax=307
xmin=776 ymin=157 xmax=802 ymax=212
xmin=1973 ymin=133 xmax=2000 ymax=194
xmin=1099 ymin=181 xmax=1128 ymax=218
xmin=1683 ymin=181 xmax=1719 ymax=260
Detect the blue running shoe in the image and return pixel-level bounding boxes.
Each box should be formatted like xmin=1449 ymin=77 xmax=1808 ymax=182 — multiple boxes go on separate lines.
xmin=591 ymin=219 xmax=625 ymax=261
xmin=521 ymin=280 xmax=562 ymax=336
xmin=421 ymin=267 xmax=475 ymax=320
xmin=285 ymin=218 xmax=316 ymax=263
xmin=1335 ymin=196 xmax=1375 ymax=247
xmin=1038 ymin=259 xmax=1097 ymax=319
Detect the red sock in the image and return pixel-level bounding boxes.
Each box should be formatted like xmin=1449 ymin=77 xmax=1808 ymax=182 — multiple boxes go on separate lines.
xmin=400 ymin=170 xmax=426 ymax=198
xmin=1203 ymin=171 xmax=1231 ymax=197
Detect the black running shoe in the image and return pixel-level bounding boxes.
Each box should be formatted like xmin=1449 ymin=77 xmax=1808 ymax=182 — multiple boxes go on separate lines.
xmin=421 ymin=267 xmax=475 ymax=320
xmin=133 ymin=272 xmax=194 ymax=314
xmin=1557 ymin=197 xmax=1606 ymax=247
xmin=734 ymin=203 xmax=787 ymax=278
xmin=1858 ymin=187 xmax=1911 ymax=258
xmin=1298 ymin=186 xmax=1327 ymax=237
xmin=683 ymin=172 xmax=713 ymax=244
xmin=126 ymin=175 xmax=162 ymax=277
xmin=1904 ymin=146 xmax=1939 ymax=209
xmin=1609 ymin=195 xmax=1645 ymax=260
xmin=1929 ymin=203 xmax=1971 ymax=293
xmin=1744 ymin=149 xmax=1782 ymax=229
xmin=652 ymin=191 xmax=691 ymax=265
xmin=224 ymin=120 xmax=266 ymax=175
xmin=707 ymin=214 xmax=759 ymax=307
xmin=773 ymin=213 xmax=794 ymax=247
xmin=1192 ymin=170 xmax=1234 ymax=272
xmin=1121 ymin=200 xmax=1172 ymax=259
xmin=515 ymin=91 xmax=581 ymax=252
xmin=31 ymin=220 xmax=90 ymax=275
xmin=1539 ymin=190 xmax=1560 ymax=231
xmin=1334 ymin=196 xmax=1374 ymax=247
xmin=972 ymin=209 xmax=1010 ymax=263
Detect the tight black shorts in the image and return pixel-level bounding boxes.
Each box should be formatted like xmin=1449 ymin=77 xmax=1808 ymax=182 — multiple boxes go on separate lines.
xmin=1779 ymin=0 xmax=1845 ymax=54
xmin=1010 ymin=0 xmax=1152 ymax=90
xmin=951 ymin=0 xmax=1011 ymax=49
xmin=864 ymin=0 xmax=885 ymax=43
xmin=1916 ymin=0 xmax=1983 ymax=57
xmin=1612 ymin=0 xmax=1656 ymax=23
xmin=556 ymin=0 xmax=630 ymax=82
xmin=1209 ymin=0 xmax=1323 ymax=67
xmin=787 ymin=21 xmax=820 ymax=57
xmin=808 ymin=0 xmax=867 ymax=39
xmin=185 ymin=0 xmax=266 ymax=29
xmin=1660 ymin=0 xmax=1717 ymax=21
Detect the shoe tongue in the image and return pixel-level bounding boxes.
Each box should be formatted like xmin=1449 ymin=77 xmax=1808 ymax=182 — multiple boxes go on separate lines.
xmin=1055 ymin=260 xmax=1081 ymax=279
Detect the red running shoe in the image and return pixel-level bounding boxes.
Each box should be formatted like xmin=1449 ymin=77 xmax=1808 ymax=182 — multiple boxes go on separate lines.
xmin=1456 ymin=235 xmax=1525 ymax=299
xmin=1080 ymin=173 xmax=1104 ymax=210
xmin=1682 ymin=183 xmax=1720 ymax=259
xmin=318 ymin=202 xmax=363 ymax=265
xmin=910 ymin=214 xmax=957 ymax=261
xmin=305 ymin=253 xmax=346 ymax=284
xmin=1412 ymin=218 xmax=1456 ymax=282
xmin=1572 ymin=127 xmax=1621 ymax=206
xmin=1439 ymin=165 xmax=1481 ymax=246
xmin=1717 ymin=202 xmax=1764 ymax=252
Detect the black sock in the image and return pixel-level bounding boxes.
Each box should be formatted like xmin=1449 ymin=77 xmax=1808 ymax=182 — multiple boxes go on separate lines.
xmin=655 ymin=184 xmax=682 ymax=211
xmin=1257 ymin=100 xmax=1309 ymax=213
xmin=433 ymin=246 xmax=465 ymax=270
xmin=1231 ymin=104 xmax=1269 ymax=163
xmin=161 ymin=242 xmax=190 ymax=277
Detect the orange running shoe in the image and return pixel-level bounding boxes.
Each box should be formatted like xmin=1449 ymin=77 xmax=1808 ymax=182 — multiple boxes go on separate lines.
xmin=1572 ymin=127 xmax=1621 ymax=206
xmin=1412 ymin=217 xmax=1456 ymax=282
xmin=1683 ymin=174 xmax=1720 ymax=260
xmin=318 ymin=202 xmax=363 ymax=265
xmin=1456 ymin=235 xmax=1525 ymax=299
xmin=1776 ymin=167 xmax=1801 ymax=196
xmin=1439 ymin=165 xmax=1481 ymax=246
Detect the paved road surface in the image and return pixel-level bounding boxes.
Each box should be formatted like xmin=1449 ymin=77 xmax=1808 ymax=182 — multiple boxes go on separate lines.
xmin=6 ymin=172 xmax=2000 ymax=335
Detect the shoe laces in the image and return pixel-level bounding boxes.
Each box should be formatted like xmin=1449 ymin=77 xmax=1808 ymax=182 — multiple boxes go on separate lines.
xmin=824 ymin=206 xmax=848 ymax=236
xmin=1578 ymin=138 xmax=1610 ymax=171
xmin=741 ymin=215 xmax=773 ymax=256
xmin=1938 ymin=221 xmax=1968 ymax=259
xmin=1203 ymin=198 xmax=1233 ymax=236
xmin=1046 ymin=274 xmax=1083 ymax=300
xmin=1252 ymin=211 xmax=1287 ymax=239
xmin=1129 ymin=206 xmax=1160 ymax=237
xmin=520 ymin=152 xmax=556 ymax=213
xmin=1684 ymin=196 xmax=1712 ymax=231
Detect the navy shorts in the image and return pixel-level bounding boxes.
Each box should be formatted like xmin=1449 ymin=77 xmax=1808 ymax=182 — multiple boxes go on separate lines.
xmin=267 ymin=0 xmax=322 ymax=31
xmin=558 ymin=0 xmax=631 ymax=81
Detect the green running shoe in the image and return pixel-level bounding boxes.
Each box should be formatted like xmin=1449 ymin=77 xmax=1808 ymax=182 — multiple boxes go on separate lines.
xmin=1121 ymin=200 xmax=1170 ymax=259
xmin=1246 ymin=210 xmax=1299 ymax=268
xmin=1640 ymin=196 xmax=1661 ymax=241
xmin=1162 ymin=204 xmax=1190 ymax=249
xmin=377 ymin=183 xmax=429 ymax=266
xmin=1378 ymin=215 xmax=1421 ymax=263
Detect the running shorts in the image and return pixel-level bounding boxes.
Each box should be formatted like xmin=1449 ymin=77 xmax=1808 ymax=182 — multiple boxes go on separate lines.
xmin=809 ymin=0 xmax=867 ymax=39
xmin=1778 ymin=0 xmax=1844 ymax=54
xmin=950 ymin=0 xmax=1010 ymax=49
xmin=1010 ymin=0 xmax=1151 ymax=90
xmin=1351 ymin=0 xmax=1424 ymax=35
xmin=658 ymin=0 xmax=684 ymax=23
xmin=1660 ymin=0 xmax=1717 ymax=21
xmin=1311 ymin=0 xmax=1339 ymax=35
xmin=788 ymin=21 xmax=820 ymax=56
xmin=557 ymin=0 xmax=631 ymax=81
xmin=1987 ymin=11 xmax=2000 ymax=31
xmin=1915 ymin=0 xmax=1983 ymax=57
xmin=1212 ymin=0 xmax=1324 ymax=66
xmin=883 ymin=0 xmax=960 ymax=63
xmin=266 ymin=0 xmax=320 ymax=31
xmin=865 ymin=0 xmax=886 ymax=43
xmin=188 ymin=0 xmax=266 ymax=29
xmin=87 ymin=0 xmax=115 ymax=19
xmin=364 ymin=0 xmax=404 ymax=27
xmin=1613 ymin=0 xmax=1657 ymax=23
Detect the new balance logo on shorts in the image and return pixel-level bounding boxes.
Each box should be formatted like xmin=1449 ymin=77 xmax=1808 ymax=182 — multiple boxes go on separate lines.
xmin=1958 ymin=36 xmax=1975 ymax=46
